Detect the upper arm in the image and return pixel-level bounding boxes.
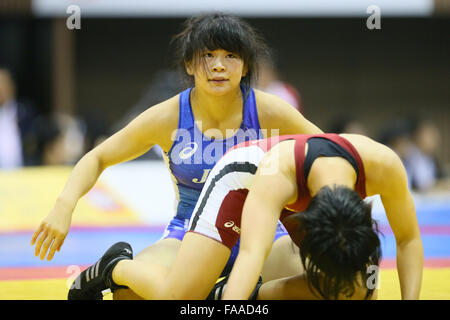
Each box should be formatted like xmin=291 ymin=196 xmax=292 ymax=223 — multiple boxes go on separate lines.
xmin=90 ymin=96 xmax=179 ymax=169
xmin=375 ymin=149 xmax=420 ymax=244
xmin=240 ymin=147 xmax=297 ymax=254
xmin=255 ymin=90 xmax=323 ymax=137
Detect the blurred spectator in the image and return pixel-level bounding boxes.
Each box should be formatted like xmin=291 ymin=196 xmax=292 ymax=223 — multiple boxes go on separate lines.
xmin=257 ymin=56 xmax=303 ymax=114
xmin=0 ymin=68 xmax=37 ymax=169
xmin=407 ymin=118 xmax=444 ymax=191
xmin=328 ymin=116 xmax=368 ymax=136
xmin=380 ymin=117 xmax=443 ymax=192
xmin=32 ymin=112 xmax=86 ymax=166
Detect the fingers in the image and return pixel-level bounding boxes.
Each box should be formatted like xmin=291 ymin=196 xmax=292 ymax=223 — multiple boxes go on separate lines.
xmin=33 ymin=225 xmax=66 ymax=261
xmin=47 ymin=236 xmax=65 ymax=261
xmin=30 ymin=223 xmax=45 ymax=246
xmin=40 ymin=236 xmax=54 ymax=260
xmin=34 ymin=228 xmax=49 ymax=258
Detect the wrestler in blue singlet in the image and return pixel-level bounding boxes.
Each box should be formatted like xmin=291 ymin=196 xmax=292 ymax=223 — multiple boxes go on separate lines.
xmin=161 ymin=85 xmax=287 ymax=275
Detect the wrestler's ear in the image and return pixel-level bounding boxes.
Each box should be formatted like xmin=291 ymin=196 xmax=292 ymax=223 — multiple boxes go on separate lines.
xmin=185 ymin=60 xmax=194 ymax=76
xmin=242 ymin=64 xmax=248 ymax=77
xmin=282 ymin=212 xmax=305 ymax=246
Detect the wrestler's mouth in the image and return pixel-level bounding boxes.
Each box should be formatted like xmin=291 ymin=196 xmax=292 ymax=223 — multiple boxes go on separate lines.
xmin=209 ymin=77 xmax=229 ymax=84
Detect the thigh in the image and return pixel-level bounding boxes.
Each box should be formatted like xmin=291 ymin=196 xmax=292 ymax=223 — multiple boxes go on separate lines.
xmin=261 ymin=235 xmax=303 ymax=282
xmin=113 ymin=238 xmax=182 ymax=300
xmin=160 ymin=232 xmax=231 ymax=299
xmin=134 ymin=237 xmax=182 ymax=267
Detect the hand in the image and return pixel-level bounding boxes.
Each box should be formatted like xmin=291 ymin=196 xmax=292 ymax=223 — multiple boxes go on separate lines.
xmin=31 ymin=198 xmax=74 ymax=261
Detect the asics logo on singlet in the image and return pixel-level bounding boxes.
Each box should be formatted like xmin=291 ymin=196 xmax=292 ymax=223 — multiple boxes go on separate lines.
xmin=224 ymin=221 xmax=240 ymax=234
xmin=178 ymin=142 xmax=199 ymax=160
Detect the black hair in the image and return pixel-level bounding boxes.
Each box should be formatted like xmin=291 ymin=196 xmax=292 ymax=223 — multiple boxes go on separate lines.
xmin=293 ymin=185 xmax=382 ymax=300
xmin=171 ymin=12 xmax=270 ymax=93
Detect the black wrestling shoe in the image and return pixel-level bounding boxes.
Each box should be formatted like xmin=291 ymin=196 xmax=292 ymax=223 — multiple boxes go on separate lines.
xmin=68 ymin=241 xmax=133 ymax=300
xmin=206 ymin=275 xmax=263 ymax=300
xmin=206 ymin=275 xmax=229 ymax=300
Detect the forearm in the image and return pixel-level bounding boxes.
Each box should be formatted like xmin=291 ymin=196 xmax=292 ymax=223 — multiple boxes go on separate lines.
xmin=57 ymin=151 xmax=104 ymax=210
xmin=223 ymin=250 xmax=266 ymax=300
xmin=396 ymin=237 xmax=423 ymax=300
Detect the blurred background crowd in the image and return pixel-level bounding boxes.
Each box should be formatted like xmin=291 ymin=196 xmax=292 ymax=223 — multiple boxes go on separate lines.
xmin=0 ymin=0 xmax=449 ymax=193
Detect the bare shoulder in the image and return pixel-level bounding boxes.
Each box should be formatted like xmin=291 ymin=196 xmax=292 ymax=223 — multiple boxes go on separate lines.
xmin=340 ymin=133 xmax=407 ymax=195
xmin=254 ymin=89 xmax=322 ymax=136
xmin=138 ymin=94 xmax=179 ymax=127
xmin=340 ymin=133 xmax=398 ymax=165
xmin=254 ymin=89 xmax=298 ymax=118
xmin=258 ymin=140 xmax=296 ymax=184
xmin=128 ymin=94 xmax=180 ymax=151
xmin=255 ymin=139 xmax=298 ymax=204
